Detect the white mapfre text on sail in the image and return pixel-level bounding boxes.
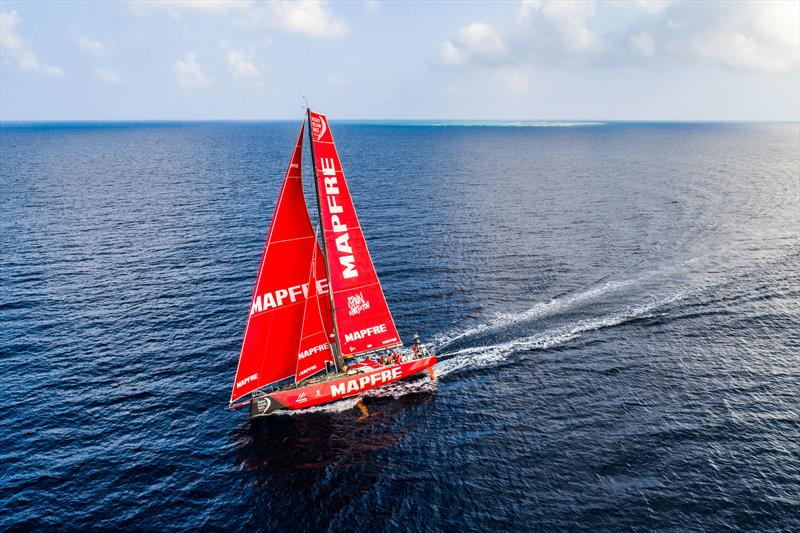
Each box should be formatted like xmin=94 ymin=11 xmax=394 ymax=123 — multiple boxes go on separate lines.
xmin=250 ymin=279 xmax=329 ymax=317
xmin=320 ymin=157 xmax=358 ymax=280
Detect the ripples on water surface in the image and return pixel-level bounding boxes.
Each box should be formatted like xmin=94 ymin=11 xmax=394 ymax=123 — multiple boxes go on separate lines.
xmin=1 ymin=121 xmax=798 ymax=531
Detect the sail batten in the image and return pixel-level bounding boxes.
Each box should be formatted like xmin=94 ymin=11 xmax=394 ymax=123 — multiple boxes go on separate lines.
xmin=308 ymin=110 xmax=403 ymax=357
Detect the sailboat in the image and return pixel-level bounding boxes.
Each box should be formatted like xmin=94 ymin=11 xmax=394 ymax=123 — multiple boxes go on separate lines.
xmin=229 ymin=109 xmax=438 ymax=418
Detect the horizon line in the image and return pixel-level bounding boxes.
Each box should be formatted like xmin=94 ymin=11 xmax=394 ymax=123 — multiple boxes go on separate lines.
xmin=2 ymin=118 xmax=798 ymax=124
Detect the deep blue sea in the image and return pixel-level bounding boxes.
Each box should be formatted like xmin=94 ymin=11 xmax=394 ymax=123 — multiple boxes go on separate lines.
xmin=1 ymin=120 xmax=798 ymax=531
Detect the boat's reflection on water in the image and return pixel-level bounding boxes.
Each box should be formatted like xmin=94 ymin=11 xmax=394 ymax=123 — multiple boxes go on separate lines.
xmin=231 ymin=388 xmax=436 ymax=528
xmin=239 ymin=388 xmax=436 ymax=469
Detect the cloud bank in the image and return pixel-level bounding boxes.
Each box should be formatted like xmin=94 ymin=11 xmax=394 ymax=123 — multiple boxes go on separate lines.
xmin=439 ymin=1 xmax=800 ymax=73
xmin=1 ymin=10 xmax=63 ymax=76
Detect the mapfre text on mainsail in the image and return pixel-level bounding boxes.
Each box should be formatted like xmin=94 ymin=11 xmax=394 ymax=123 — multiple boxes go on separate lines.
xmin=319 ymin=156 xmax=358 ymax=280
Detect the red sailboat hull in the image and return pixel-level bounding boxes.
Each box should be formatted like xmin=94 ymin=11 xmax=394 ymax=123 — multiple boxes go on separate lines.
xmin=250 ymin=356 xmax=437 ymax=417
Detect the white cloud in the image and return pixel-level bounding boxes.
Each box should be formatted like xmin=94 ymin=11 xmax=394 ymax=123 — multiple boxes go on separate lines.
xmin=174 ymin=52 xmax=210 ymax=89
xmin=93 ymin=67 xmax=122 ymax=84
xmin=518 ymin=0 xmax=600 ymax=53
xmin=681 ymin=2 xmax=800 ymax=72
xmin=78 ymin=35 xmax=106 ymax=56
xmin=538 ymin=1 xmax=599 ymax=52
xmin=439 ymin=22 xmax=508 ymax=67
xmin=439 ymin=0 xmax=799 ymax=73
xmin=221 ymin=43 xmax=261 ymax=79
xmin=0 ymin=10 xmax=63 ymax=76
xmin=629 ymin=32 xmax=655 ymax=57
xmin=439 ymin=41 xmax=464 ymax=66
xmin=439 ymin=22 xmax=531 ymax=94
xmin=517 ymin=0 xmax=540 ymax=21
xmin=611 ymin=0 xmax=671 ymax=15
xmin=269 ymin=1 xmax=348 ymax=39
xmin=169 ymin=0 xmax=349 ymax=41
xmin=130 ymin=0 xmax=253 ymax=16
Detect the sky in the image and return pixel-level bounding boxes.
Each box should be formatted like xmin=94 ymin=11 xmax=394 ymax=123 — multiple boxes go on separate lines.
xmin=1 ymin=0 xmax=798 ymax=121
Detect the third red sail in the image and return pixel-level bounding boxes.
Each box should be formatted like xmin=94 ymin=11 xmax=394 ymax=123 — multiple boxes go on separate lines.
xmin=295 ymin=239 xmax=335 ymax=382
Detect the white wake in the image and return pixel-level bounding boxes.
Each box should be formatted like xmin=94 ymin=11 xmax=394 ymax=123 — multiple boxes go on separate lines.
xmin=273 ymin=250 xmax=795 ymax=415
xmin=434 ymin=289 xmax=688 ymax=379
xmin=277 ymin=287 xmax=687 ymax=415
xmin=431 ymin=278 xmax=639 ymax=349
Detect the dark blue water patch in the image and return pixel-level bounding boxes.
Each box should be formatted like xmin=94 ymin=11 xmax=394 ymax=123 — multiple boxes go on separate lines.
xmin=1 ymin=121 xmax=798 ymax=531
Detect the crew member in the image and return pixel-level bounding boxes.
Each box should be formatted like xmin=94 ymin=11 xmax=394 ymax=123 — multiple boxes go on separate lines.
xmin=411 ymin=333 xmax=421 ymax=357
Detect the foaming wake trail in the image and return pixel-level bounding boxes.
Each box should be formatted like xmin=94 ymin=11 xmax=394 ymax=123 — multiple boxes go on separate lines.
xmin=435 ymin=290 xmax=689 ymax=379
xmin=275 ymin=247 xmax=790 ymax=416
xmin=432 ymin=259 xmax=706 ymax=352
xmin=288 ymin=290 xmax=690 ymax=414
xmin=432 ymin=279 xmax=639 ymax=349
xmin=274 ymin=290 xmax=687 ymax=415
xmin=279 ymin=286 xmax=690 ymax=415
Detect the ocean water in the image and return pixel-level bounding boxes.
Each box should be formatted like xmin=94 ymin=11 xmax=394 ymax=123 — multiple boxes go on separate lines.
xmin=1 ymin=120 xmax=798 ymax=531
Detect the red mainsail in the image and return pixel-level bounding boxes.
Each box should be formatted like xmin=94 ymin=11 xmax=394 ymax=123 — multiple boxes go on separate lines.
xmin=230 ymin=124 xmax=328 ymax=404
xmin=308 ymin=110 xmax=402 ymax=356
xmin=294 ymin=240 xmax=335 ymax=382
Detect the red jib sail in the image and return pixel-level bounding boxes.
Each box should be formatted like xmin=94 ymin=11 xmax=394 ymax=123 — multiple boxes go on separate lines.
xmin=230 ymin=124 xmax=330 ymax=404
xmin=295 ymin=240 xmax=335 ymax=382
xmin=308 ymin=110 xmax=402 ymax=356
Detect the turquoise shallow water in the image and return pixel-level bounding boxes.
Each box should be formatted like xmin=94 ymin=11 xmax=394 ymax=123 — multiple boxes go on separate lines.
xmin=1 ymin=121 xmax=798 ymax=530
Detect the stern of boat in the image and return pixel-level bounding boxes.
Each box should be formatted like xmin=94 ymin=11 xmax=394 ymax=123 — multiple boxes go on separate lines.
xmin=249 ymin=393 xmax=288 ymax=419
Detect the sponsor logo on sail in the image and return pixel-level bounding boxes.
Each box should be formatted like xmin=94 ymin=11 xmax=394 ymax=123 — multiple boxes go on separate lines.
xmin=237 ymin=373 xmax=258 ymax=389
xmin=250 ymin=279 xmax=329 ymax=317
xmin=330 ymin=367 xmax=402 ymax=397
xmin=344 ymin=323 xmax=387 ymax=344
xmin=311 ymin=114 xmax=327 ymax=141
xmin=347 ymin=292 xmax=370 ymax=316
xmin=298 ymin=364 xmax=319 ymax=378
xmin=299 ymin=342 xmax=329 ymax=360
xmin=315 ymin=140 xmax=358 ymax=280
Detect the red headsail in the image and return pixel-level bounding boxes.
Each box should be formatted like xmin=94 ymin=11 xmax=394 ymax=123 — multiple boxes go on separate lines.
xmin=230 ymin=124 xmax=329 ymax=404
xmin=308 ymin=110 xmax=402 ymax=356
xmin=294 ymin=241 xmax=335 ymax=382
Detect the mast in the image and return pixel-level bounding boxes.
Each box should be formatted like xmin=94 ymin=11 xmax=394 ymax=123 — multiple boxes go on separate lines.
xmin=307 ymin=108 xmax=345 ymax=372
